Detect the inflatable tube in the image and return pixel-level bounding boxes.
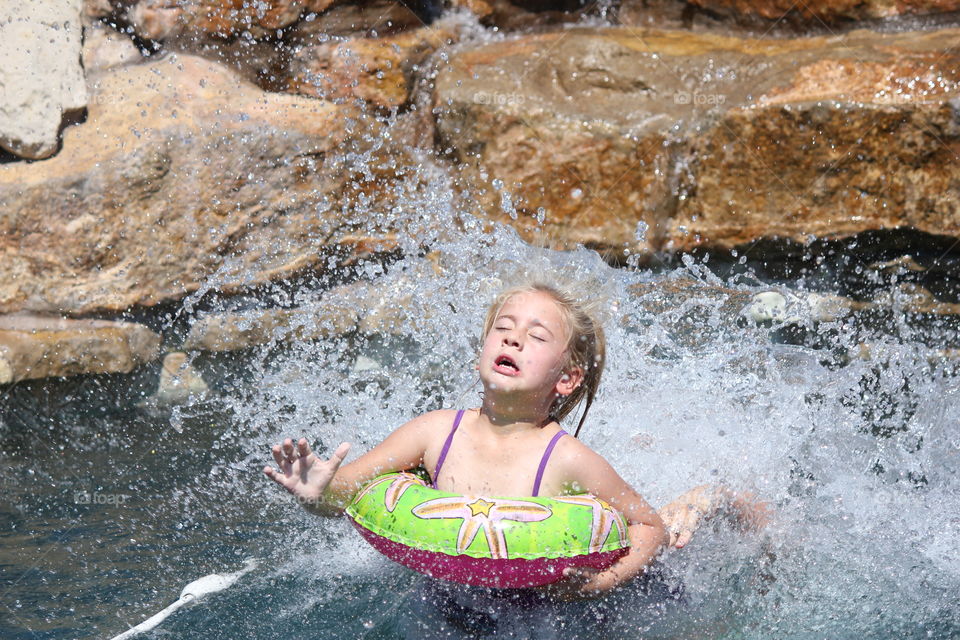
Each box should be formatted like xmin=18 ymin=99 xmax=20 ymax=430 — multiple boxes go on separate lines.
xmin=346 ymin=472 xmax=630 ymax=588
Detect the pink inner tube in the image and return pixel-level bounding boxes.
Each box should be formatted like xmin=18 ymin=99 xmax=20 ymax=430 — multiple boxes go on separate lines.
xmin=351 ymin=520 xmax=629 ymax=588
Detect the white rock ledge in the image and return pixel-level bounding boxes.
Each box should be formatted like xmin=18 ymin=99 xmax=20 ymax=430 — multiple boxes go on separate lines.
xmin=0 ymin=0 xmax=86 ymax=159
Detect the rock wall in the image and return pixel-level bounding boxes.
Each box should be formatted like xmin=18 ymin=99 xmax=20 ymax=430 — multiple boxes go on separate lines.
xmin=686 ymin=0 xmax=960 ymax=22
xmin=0 ymin=54 xmax=407 ymax=316
xmin=0 ymin=316 xmax=159 ymax=383
xmin=433 ymin=27 xmax=960 ymax=254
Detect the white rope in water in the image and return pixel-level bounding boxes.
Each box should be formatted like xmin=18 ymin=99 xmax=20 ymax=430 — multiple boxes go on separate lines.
xmin=110 ymin=559 xmax=257 ymax=640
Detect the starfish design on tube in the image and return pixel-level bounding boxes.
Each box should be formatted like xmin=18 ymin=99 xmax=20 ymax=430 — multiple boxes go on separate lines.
xmin=467 ymin=498 xmax=495 ymax=517
xmin=352 ymin=472 xmax=425 ymax=513
xmin=553 ymin=495 xmax=627 ymax=553
xmin=413 ymin=496 xmax=553 ymax=559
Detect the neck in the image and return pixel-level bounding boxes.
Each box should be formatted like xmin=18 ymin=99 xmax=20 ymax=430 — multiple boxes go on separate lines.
xmin=478 ymin=390 xmax=554 ymax=433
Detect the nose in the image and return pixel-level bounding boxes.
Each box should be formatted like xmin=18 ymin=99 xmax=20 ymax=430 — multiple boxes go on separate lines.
xmin=502 ymin=328 xmax=522 ymax=349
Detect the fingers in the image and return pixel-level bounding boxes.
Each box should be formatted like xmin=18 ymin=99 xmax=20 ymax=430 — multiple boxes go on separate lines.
xmin=297 ymin=438 xmax=313 ymax=462
xmin=272 ymin=438 xmax=309 ymax=470
xmin=329 ymin=442 xmax=351 ymax=466
xmin=264 ymin=465 xmax=293 ymax=492
xmin=675 ymin=530 xmax=693 ymax=548
xmin=272 ymin=445 xmax=285 ymax=468
xmin=268 ymin=438 xmax=350 ymax=476
xmin=264 ymin=465 xmax=283 ymax=484
xmin=562 ymin=567 xmax=596 ymax=583
xmin=282 ymin=438 xmax=297 ymax=463
xmin=557 ymin=567 xmax=605 ymax=600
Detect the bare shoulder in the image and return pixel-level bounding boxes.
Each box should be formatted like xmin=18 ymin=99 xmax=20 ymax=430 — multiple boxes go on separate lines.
xmin=398 ymin=408 xmax=464 ymax=436
xmin=554 ymin=432 xmax=608 ymax=464
xmin=552 ymin=432 xmax=621 ymax=484
xmin=415 ymin=408 xmax=463 ymax=427
xmin=341 ymin=409 xmax=464 ymax=477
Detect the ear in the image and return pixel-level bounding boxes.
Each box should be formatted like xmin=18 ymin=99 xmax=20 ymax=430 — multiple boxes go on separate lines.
xmin=555 ymin=366 xmax=584 ymax=396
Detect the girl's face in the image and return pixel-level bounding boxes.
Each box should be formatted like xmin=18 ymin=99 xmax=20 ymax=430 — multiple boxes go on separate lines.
xmin=479 ymin=291 xmax=582 ymax=407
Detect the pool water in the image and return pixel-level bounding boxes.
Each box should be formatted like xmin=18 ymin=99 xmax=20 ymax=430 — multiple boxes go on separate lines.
xmin=3 ymin=228 xmax=959 ymax=638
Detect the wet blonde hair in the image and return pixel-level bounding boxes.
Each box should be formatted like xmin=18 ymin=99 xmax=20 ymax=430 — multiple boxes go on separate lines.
xmin=481 ymin=282 xmax=606 ymax=437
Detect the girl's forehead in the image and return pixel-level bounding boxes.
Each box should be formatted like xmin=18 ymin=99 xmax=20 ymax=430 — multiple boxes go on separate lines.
xmin=498 ymin=291 xmax=566 ymax=325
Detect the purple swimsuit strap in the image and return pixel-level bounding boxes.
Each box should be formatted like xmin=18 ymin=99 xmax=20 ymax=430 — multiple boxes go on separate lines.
xmin=431 ymin=411 xmax=567 ymax=497
xmin=532 ymin=429 xmax=568 ymax=497
xmin=431 ymin=409 xmax=466 ymax=489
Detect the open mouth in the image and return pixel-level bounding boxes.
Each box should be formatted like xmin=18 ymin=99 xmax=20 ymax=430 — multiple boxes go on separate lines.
xmin=494 ymin=355 xmax=519 ymax=374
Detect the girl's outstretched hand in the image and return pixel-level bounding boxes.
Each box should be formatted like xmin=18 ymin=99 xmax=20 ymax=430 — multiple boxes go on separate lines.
xmin=659 ymin=484 xmax=772 ymax=548
xmin=264 ymin=438 xmax=351 ymax=508
xmin=658 ymin=484 xmax=717 ymax=548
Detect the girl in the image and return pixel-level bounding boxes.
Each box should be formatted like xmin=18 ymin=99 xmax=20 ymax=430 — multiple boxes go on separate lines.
xmin=264 ymin=281 xmax=747 ymax=634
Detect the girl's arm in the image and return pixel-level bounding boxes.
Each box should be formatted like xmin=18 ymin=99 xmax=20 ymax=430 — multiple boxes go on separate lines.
xmin=264 ymin=410 xmax=448 ymax=516
xmin=552 ymin=442 xmax=669 ymax=598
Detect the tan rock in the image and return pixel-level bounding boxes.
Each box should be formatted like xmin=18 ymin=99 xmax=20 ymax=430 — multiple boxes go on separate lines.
xmin=669 ymin=30 xmax=960 ymax=252
xmin=447 ymin=0 xmax=495 ymax=19
xmin=0 ymin=316 xmax=160 ymax=383
xmin=179 ymin=0 xmax=337 ymax=37
xmin=154 ymin=352 xmax=209 ymax=403
xmin=127 ymin=0 xmax=185 ymax=40
xmin=274 ymin=0 xmax=426 ymax=41
xmin=113 ymin=0 xmax=425 ymax=50
xmin=869 ymin=255 xmax=927 ymax=274
xmin=83 ymin=0 xmax=113 ymax=18
xmin=447 ymin=0 xmax=601 ymax=30
xmin=82 ymin=17 xmax=142 ymax=71
xmin=182 ymin=306 xmax=359 ymax=352
xmin=434 ymin=27 xmax=960 ymax=256
xmin=616 ymin=0 xmax=701 ymax=30
xmin=433 ymin=29 xmax=686 ymax=254
xmin=872 ymin=284 xmax=960 ymax=315
xmin=100 ymin=2 xmax=427 ymax=93
xmin=182 ymin=272 xmax=432 ymax=352
xmin=686 ymin=0 xmax=960 ymax=22
xmin=289 ymin=27 xmax=458 ymax=109
xmin=0 ymin=54 xmax=407 ymax=316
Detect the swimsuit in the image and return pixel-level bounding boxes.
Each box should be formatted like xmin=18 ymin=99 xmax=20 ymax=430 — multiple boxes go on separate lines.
xmin=431 ymin=409 xmax=568 ymax=497
xmin=396 ymin=410 xmax=684 ymax=638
